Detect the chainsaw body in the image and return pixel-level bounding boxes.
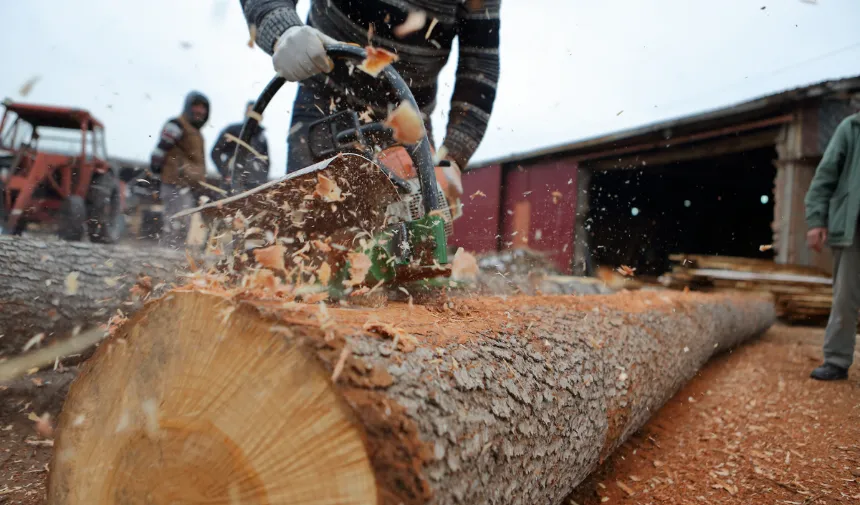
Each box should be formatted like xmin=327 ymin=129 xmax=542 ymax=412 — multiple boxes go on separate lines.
xmin=177 ymin=44 xmax=463 ymax=297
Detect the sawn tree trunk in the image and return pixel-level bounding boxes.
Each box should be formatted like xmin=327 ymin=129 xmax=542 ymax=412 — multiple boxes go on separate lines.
xmin=48 ymin=288 xmax=775 ymax=505
xmin=0 ymin=236 xmax=185 ymax=355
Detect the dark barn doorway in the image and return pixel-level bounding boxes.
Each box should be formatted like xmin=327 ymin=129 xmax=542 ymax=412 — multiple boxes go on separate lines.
xmin=587 ymin=147 xmax=777 ymax=276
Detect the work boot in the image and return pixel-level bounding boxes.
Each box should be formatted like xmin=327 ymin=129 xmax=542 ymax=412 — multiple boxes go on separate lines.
xmin=809 ymin=363 xmax=848 ymax=381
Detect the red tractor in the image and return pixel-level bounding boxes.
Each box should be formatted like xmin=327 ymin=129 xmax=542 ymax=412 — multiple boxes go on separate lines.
xmin=0 ymin=100 xmax=125 ymax=242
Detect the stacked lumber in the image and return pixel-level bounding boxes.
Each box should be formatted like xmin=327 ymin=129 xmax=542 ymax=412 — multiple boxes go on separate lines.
xmin=659 ymin=254 xmax=833 ymax=323
xmin=48 ymin=287 xmax=774 ymax=505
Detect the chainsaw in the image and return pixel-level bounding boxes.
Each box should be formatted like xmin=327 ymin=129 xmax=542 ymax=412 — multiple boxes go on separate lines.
xmin=174 ymin=43 xmax=463 ymax=298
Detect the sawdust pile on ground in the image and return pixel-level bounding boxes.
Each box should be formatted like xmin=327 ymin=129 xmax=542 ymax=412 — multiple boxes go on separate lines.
xmin=568 ymin=324 xmax=860 ymax=505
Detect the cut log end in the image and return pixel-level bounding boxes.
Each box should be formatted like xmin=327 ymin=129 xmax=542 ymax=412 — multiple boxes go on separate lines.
xmin=48 ymin=292 xmax=378 ymax=505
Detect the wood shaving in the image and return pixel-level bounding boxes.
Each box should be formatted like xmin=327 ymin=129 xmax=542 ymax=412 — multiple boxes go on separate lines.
xmin=21 ymin=333 xmax=44 ymax=353
xmin=470 ymin=190 xmax=487 ymax=200
xmin=247 ymin=23 xmax=257 ymax=48
xmin=759 ymin=244 xmax=773 ymax=251
xmin=253 ymin=244 xmax=287 ymax=271
xmin=384 ymin=101 xmax=425 ymax=144
xmin=350 ymin=286 xmax=371 ymax=297
xmin=19 ymin=76 xmax=40 ymax=97
xmin=393 ymin=10 xmax=427 ymax=38
xmin=344 ymin=252 xmax=372 ymax=287
xmin=224 ymin=133 xmax=269 ymax=161
xmin=425 ymin=17 xmax=439 ymax=39
xmin=318 ymin=262 xmax=332 ymax=285
xmin=312 ymin=239 xmax=332 ymax=253
xmin=451 ymin=247 xmax=479 ymax=282
xmin=313 ymin=174 xmax=345 ymax=202
xmin=616 ymin=480 xmax=635 ymax=496
xmin=363 ymin=320 xmax=418 ymax=352
xmin=616 ymin=265 xmax=636 ymax=277
xmin=27 ymin=412 xmax=53 ymax=439
xmin=357 ymin=46 xmax=399 ymax=77
xmin=551 ymin=191 xmax=563 ymax=204
xmin=64 ymin=272 xmax=80 ymax=295
xmin=331 ymin=345 xmax=350 ymax=382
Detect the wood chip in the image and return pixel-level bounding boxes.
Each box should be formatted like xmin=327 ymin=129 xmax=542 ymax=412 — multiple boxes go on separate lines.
xmin=21 ymin=333 xmax=45 ymax=353
xmin=470 ymin=190 xmax=487 ymax=200
xmin=357 ymin=46 xmax=399 ymax=77
xmin=451 ymin=247 xmax=479 ymax=282
xmin=616 ymin=480 xmax=635 ymax=496
xmin=344 ymin=252 xmax=372 ymax=287
xmin=331 ymin=345 xmax=350 ymax=383
xmin=224 ymin=133 xmax=268 ymax=161
xmin=313 ymin=174 xmax=345 ymax=202
xmin=384 ymin=101 xmax=425 ymax=144
xmin=393 ymin=10 xmax=427 ymax=38
xmin=64 ymin=272 xmax=80 ymax=295
xmin=253 ymin=244 xmax=287 ymax=271
xmin=318 ymin=262 xmax=332 ymax=286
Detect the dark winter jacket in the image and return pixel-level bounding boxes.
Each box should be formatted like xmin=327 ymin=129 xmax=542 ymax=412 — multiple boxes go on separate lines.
xmin=805 ymin=113 xmax=860 ymax=247
xmin=240 ymin=0 xmax=501 ymax=169
xmin=210 ymin=122 xmax=270 ymax=190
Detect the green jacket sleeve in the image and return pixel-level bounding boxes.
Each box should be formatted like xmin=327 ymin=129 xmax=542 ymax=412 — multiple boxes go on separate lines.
xmin=804 ymin=118 xmax=850 ymax=229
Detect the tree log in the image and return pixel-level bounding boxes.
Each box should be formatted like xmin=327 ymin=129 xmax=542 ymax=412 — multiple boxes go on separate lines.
xmin=0 ymin=236 xmax=185 ymax=355
xmin=48 ymin=288 xmax=774 ymax=505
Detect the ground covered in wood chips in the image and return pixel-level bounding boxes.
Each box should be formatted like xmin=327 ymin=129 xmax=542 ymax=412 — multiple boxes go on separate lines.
xmin=0 ymin=323 xmax=857 ymax=504
xmin=568 ymin=324 xmax=860 ymax=505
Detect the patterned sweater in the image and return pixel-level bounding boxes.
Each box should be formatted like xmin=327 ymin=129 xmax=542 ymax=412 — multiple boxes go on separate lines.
xmin=240 ymin=0 xmax=501 ymax=168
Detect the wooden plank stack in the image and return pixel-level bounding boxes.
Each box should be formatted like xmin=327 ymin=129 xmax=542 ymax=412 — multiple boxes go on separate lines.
xmin=658 ymin=254 xmax=834 ymax=324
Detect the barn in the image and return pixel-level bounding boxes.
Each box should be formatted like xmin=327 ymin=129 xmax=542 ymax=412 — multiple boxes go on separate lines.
xmin=450 ymin=75 xmax=860 ymax=277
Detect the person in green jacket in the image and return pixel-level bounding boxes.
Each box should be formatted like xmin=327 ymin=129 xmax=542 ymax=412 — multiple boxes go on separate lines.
xmin=804 ymin=110 xmax=860 ymax=381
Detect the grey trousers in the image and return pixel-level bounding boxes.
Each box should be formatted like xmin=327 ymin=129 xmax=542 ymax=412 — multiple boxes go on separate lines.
xmin=159 ymin=183 xmax=195 ymax=249
xmin=824 ymin=233 xmax=860 ymax=369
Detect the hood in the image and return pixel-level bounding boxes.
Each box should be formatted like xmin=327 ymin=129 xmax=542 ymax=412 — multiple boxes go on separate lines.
xmin=183 ymin=91 xmax=210 ymax=128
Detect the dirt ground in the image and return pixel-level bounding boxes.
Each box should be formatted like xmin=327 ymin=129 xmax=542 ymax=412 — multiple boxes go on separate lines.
xmin=568 ymin=324 xmax=860 ymax=505
xmin=0 ymin=324 xmax=857 ymax=504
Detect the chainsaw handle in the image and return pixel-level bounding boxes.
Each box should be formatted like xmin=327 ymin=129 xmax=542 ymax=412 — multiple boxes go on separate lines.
xmin=230 ymin=43 xmax=441 ymax=214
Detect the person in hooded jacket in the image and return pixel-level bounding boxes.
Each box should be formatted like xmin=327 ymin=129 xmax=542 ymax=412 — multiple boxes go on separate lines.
xmin=150 ymin=91 xmax=210 ymax=249
xmin=210 ymin=100 xmax=270 ymax=192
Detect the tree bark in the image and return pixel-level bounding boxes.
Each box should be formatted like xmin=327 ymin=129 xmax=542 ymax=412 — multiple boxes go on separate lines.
xmin=48 ymin=289 xmax=774 ymax=505
xmin=0 ymin=236 xmax=185 ymax=355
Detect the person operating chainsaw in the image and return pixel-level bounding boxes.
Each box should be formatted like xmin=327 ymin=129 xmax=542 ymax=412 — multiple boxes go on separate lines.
xmin=240 ymin=0 xmax=501 ymax=207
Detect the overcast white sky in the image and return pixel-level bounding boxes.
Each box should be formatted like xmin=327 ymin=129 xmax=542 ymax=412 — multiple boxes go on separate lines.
xmin=1 ymin=0 xmax=858 ymax=178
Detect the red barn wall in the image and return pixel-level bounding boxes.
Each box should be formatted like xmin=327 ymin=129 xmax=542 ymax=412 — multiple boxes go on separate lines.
xmin=449 ymin=164 xmax=503 ymax=254
xmin=501 ymin=159 xmax=578 ymax=273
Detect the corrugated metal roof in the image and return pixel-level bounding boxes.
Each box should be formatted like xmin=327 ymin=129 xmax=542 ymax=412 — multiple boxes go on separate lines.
xmin=470 ymin=74 xmax=860 ymax=170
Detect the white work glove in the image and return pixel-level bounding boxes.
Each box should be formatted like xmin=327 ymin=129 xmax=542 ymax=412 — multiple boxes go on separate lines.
xmin=272 ymin=26 xmax=338 ymax=82
xmin=438 ymin=158 xmax=464 ymax=220
xmin=439 ymin=159 xmax=464 ymax=198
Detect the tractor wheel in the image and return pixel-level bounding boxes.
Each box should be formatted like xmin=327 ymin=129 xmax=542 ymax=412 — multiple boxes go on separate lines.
xmin=87 ymin=172 xmax=125 ymax=244
xmin=0 ymin=183 xmax=10 ymax=236
xmin=58 ymin=195 xmax=87 ymax=241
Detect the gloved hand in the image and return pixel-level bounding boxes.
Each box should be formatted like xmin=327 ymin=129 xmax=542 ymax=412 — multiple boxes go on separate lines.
xmin=437 ymin=158 xmax=464 ymax=219
xmin=273 ymin=26 xmax=338 ymax=82
xmin=438 ymin=158 xmax=464 ymax=199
